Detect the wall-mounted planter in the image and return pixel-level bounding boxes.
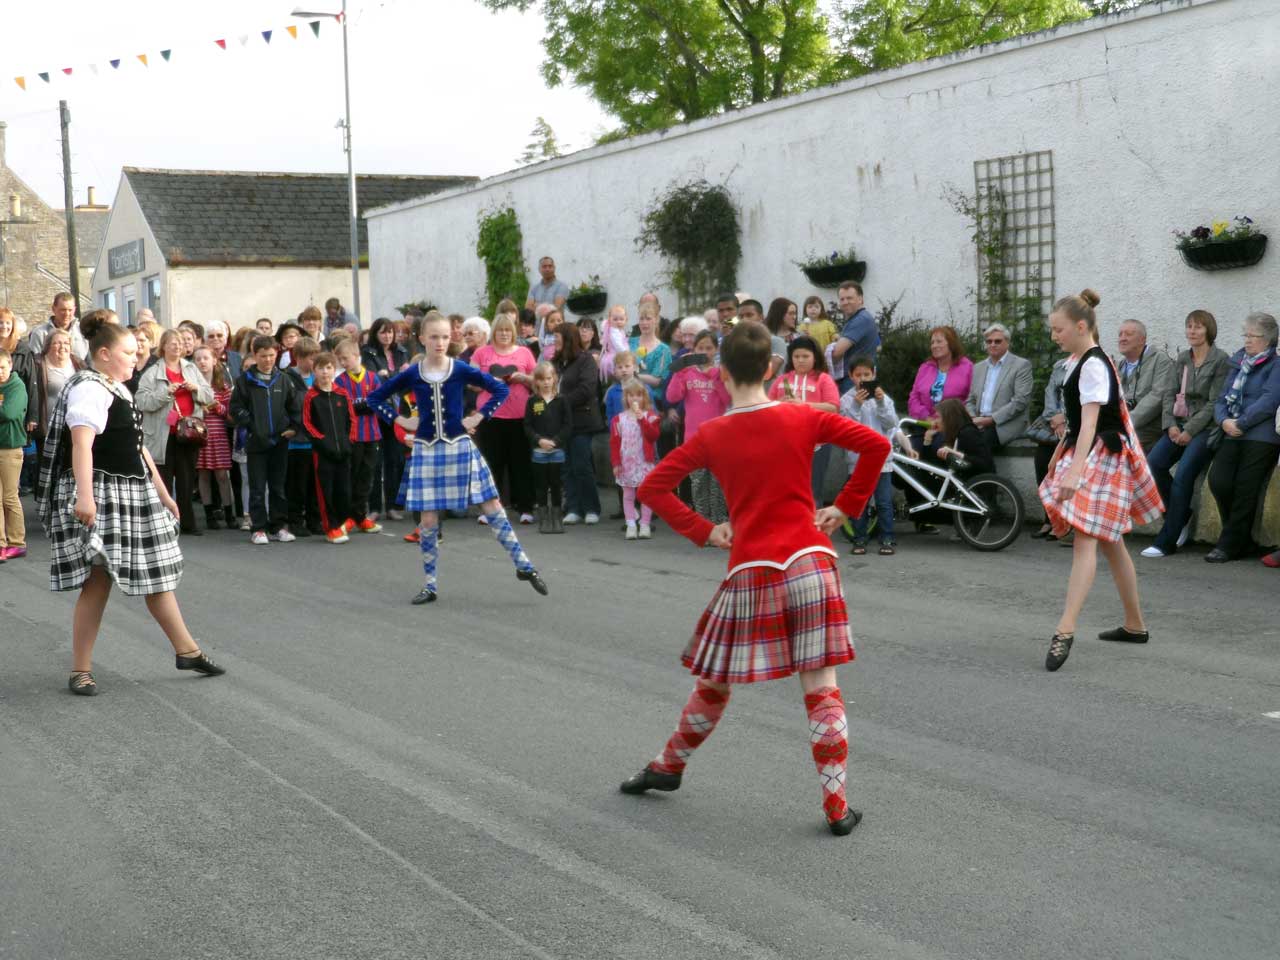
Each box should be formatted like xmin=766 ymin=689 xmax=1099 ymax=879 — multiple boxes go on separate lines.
xmin=1179 ymin=235 xmax=1268 ymax=271
xmin=565 ymin=290 xmax=608 ymax=315
xmin=802 ymin=260 xmax=867 ymax=287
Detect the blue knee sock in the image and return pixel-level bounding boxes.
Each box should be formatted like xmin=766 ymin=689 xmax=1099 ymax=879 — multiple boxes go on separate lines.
xmin=419 ymin=525 xmax=439 ymax=589
xmin=484 ymin=510 xmax=533 ymax=573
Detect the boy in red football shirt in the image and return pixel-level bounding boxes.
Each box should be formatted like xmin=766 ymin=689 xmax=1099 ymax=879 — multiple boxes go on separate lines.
xmin=624 ymin=321 xmax=890 ymax=835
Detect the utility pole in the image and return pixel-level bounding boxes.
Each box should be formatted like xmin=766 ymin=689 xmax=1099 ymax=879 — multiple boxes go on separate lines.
xmin=59 ymin=100 xmax=80 ymax=315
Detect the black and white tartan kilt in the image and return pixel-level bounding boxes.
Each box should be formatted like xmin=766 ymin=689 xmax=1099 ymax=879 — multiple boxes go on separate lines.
xmin=403 ymin=437 xmax=500 ymax=513
xmin=48 ymin=471 xmax=184 ymax=596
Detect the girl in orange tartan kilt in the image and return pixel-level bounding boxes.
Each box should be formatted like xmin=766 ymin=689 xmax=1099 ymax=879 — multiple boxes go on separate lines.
xmin=1039 ymin=290 xmax=1163 ymax=672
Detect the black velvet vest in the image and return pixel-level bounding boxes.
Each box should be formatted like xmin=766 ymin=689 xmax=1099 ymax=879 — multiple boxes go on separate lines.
xmin=1063 ymin=346 xmax=1125 ymax=453
xmin=91 ymin=390 xmax=147 ymax=478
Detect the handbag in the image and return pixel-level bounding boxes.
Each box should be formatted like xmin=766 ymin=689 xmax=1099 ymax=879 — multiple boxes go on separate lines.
xmin=1025 ymin=414 xmax=1057 ymax=444
xmin=1172 ymin=364 xmax=1190 ymax=419
xmin=175 ymin=415 xmax=207 ymax=446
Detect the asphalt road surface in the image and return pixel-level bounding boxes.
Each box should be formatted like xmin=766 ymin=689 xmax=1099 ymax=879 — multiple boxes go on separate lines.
xmin=3 ymin=507 xmax=1278 ymax=960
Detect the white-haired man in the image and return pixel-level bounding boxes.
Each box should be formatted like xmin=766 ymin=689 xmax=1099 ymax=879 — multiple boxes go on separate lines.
xmin=1113 ymin=318 xmax=1172 ymax=451
xmin=965 ymin=322 xmax=1033 ymax=454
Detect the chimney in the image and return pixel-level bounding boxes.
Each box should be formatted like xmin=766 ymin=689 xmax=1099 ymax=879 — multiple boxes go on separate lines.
xmin=87 ymin=186 xmax=96 ymax=206
xmin=0 ymin=121 xmax=6 ymax=168
xmin=9 ymin=194 xmax=19 ymax=219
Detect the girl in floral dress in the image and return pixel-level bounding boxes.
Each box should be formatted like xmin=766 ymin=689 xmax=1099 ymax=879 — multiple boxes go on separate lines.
xmin=610 ymin=379 xmax=661 ymax=540
xmin=193 ymin=346 xmax=234 ymax=530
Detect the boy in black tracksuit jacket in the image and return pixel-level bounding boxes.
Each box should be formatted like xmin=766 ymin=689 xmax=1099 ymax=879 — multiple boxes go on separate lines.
xmin=302 ymin=354 xmax=355 ymax=540
xmin=230 ymin=338 xmax=303 ymax=539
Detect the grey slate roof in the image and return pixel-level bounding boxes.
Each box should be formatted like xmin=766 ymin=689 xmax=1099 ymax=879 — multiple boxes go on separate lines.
xmin=123 ymin=167 xmax=477 ymax=266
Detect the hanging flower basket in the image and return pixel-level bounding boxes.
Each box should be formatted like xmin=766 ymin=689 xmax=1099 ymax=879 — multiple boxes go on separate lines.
xmin=802 ymin=260 xmax=867 ymax=288
xmin=1179 ymin=234 xmax=1268 ymax=272
xmin=565 ymin=290 xmax=608 ymax=315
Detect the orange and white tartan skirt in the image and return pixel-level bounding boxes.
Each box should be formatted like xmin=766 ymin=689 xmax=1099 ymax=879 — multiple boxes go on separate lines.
xmin=1039 ymin=435 xmax=1163 ymax=543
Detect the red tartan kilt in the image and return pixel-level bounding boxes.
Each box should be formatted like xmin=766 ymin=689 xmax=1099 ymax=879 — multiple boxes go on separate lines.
xmin=1039 ymin=438 xmax=1163 ymax=543
xmin=682 ymin=550 xmax=855 ymax=684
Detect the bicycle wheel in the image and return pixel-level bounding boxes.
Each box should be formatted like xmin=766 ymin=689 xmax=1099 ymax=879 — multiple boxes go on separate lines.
xmin=952 ymin=474 xmax=1025 ymax=551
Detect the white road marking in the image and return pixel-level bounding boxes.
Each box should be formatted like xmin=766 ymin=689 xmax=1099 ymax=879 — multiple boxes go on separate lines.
xmin=1263 ymin=712 xmax=1280 ymax=720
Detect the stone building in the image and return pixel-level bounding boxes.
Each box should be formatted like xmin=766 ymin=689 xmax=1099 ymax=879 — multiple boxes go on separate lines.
xmin=0 ymin=121 xmax=110 ymax=327
xmin=93 ymin=167 xmax=476 ymax=329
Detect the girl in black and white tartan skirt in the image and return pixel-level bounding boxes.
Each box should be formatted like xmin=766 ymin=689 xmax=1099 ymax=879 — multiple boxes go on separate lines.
xmin=37 ymin=312 xmax=227 ymax=696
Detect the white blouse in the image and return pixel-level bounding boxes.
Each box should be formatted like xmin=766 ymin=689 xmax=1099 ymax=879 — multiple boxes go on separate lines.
xmin=64 ymin=378 xmax=130 ymax=434
xmin=1064 ymin=355 xmax=1110 ymax=405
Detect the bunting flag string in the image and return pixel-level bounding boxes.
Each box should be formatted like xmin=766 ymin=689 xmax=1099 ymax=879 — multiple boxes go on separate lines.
xmin=9 ymin=16 xmax=331 ymax=93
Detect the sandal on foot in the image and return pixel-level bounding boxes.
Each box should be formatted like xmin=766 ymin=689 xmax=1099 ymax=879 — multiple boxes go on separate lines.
xmin=878 ymin=542 xmax=896 ymax=556
xmin=175 ymin=650 xmax=226 ymax=676
xmin=828 ymin=808 xmax=863 ymax=836
xmin=619 ymin=765 xmax=682 ymax=794
xmin=850 ymin=539 xmax=868 ymax=556
xmin=68 ymin=671 xmax=98 ymax=696
xmin=1045 ymin=633 xmax=1074 ymax=672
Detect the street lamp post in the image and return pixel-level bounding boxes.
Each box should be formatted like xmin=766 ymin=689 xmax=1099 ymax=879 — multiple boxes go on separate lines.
xmin=292 ymin=1 xmax=360 ymax=320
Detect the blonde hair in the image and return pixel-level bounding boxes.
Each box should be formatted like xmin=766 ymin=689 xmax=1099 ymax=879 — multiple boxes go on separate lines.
xmin=638 ymin=302 xmax=658 ymax=319
xmin=294 ymin=336 xmax=322 ymax=359
xmin=621 ymin=377 xmax=652 ymax=411
xmin=612 ymin=349 xmax=636 ymax=372
xmin=532 ymin=360 xmax=559 ymax=389
xmin=491 ymin=313 xmax=518 ymax=343
xmin=136 ymin=319 xmax=163 ymax=349
xmin=333 ymin=335 xmax=360 ymax=356
xmin=1052 ymin=288 xmax=1102 ymax=336
xmin=608 ymin=304 xmax=628 ymax=324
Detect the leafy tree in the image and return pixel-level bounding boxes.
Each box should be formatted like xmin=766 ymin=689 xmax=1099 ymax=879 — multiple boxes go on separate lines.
xmin=477 ymin=0 xmax=835 ymax=134
xmin=517 ymin=116 xmax=563 ymax=165
xmin=831 ymin=0 xmax=1092 ymax=74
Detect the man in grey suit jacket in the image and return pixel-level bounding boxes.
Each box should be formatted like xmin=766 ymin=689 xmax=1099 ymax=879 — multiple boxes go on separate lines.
xmin=965 ymin=323 xmax=1033 ymax=452
xmin=1113 ymin=319 xmax=1173 ymax=452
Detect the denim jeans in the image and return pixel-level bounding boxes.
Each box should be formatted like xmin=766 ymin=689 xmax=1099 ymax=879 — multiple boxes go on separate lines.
xmin=1149 ymin=432 xmax=1216 ymax=552
xmin=853 ymin=473 xmax=895 ymax=543
xmin=564 ymin=432 xmax=601 ymax=516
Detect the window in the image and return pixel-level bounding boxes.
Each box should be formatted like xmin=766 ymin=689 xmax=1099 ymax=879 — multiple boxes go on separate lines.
xmin=122 ymin=283 xmax=136 ymax=325
xmin=100 ymin=288 xmax=116 ymax=311
xmin=972 ymin=150 xmax=1056 ymax=326
xmin=144 ymin=274 xmax=161 ymax=323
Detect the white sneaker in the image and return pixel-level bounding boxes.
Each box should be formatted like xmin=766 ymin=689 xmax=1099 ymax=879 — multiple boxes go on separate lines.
xmin=477 ymin=515 xmax=489 ymax=525
xmin=251 ymin=531 xmax=269 ymax=545
xmin=387 ymin=509 xmax=405 ymax=521
xmin=1176 ymin=517 xmax=1193 ymax=548
xmin=519 ymin=513 xmax=534 ymax=525
xmin=563 ymin=513 xmax=582 ymax=525
xmin=239 ymin=516 xmax=252 ymax=531
xmin=368 ymin=511 xmax=379 ymax=522
xmin=584 ymin=513 xmax=600 ymax=525
xmin=625 ymin=522 xmax=638 ymax=540
xmin=274 ymin=529 xmax=297 ymax=543
xmin=638 ymin=523 xmax=652 ymax=539
xmin=1140 ymin=546 xmax=1166 ymax=558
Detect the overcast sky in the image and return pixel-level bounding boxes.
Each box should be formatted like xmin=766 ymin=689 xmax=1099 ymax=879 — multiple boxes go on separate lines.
xmin=0 ymin=0 xmax=612 ymax=208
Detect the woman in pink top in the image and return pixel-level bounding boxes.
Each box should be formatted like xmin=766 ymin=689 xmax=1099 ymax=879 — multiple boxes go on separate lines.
xmin=666 ymin=331 xmax=731 ymax=522
xmin=908 ymin=326 xmax=973 ymax=450
xmin=473 ymin=313 xmax=538 ymax=523
xmin=769 ymin=335 xmax=840 ymax=504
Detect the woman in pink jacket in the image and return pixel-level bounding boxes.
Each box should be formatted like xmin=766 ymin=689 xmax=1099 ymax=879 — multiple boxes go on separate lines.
xmin=908 ymin=326 xmax=973 ymax=452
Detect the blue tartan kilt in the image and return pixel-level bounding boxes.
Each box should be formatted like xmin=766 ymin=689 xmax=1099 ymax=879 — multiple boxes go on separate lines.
xmin=404 ymin=437 xmax=500 ymax=512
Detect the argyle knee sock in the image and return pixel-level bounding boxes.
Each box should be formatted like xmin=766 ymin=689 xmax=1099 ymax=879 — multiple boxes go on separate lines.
xmin=484 ymin=510 xmax=533 ymax=573
xmin=419 ymin=525 xmax=439 ymax=590
xmin=651 ymin=681 xmax=731 ymax=775
xmin=804 ymin=686 xmax=849 ymax=822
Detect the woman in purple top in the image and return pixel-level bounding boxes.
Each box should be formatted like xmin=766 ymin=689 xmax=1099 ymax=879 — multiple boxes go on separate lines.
xmin=908 ymin=326 xmax=974 ymax=427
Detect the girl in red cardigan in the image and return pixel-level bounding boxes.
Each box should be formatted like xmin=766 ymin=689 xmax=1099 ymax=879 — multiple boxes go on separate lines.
xmin=622 ymin=322 xmax=890 ymax=835
xmin=611 ymin=379 xmax=661 ymax=540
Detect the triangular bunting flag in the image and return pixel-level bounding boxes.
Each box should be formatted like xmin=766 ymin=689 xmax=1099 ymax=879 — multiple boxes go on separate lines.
xmin=287 ymin=25 xmax=298 ymax=39
xmin=62 ymin=67 xmax=73 ymax=75
xmin=89 ymin=64 xmax=99 ymax=75
xmin=38 ymin=72 xmax=50 ymax=83
xmin=262 ymin=30 xmax=272 ymax=43
xmin=110 ymin=59 xmax=121 ymax=69
xmin=137 ymin=54 xmax=148 ymax=66
xmin=309 ymin=20 xmax=321 ymax=37
xmin=238 ymin=35 xmax=249 ymax=47
xmin=161 ymin=50 xmax=171 ymax=61
xmin=335 ymin=11 xmax=345 ymax=23
xmin=14 ymin=77 xmax=25 ymax=90
xmin=215 ymin=39 xmax=226 ymax=50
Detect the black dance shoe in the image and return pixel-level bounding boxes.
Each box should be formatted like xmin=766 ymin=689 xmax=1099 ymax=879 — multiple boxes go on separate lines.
xmin=518 ymin=569 xmax=549 ymax=595
xmin=1098 ymin=626 xmax=1149 ymax=643
xmin=619 ymin=766 xmax=682 ymax=795
xmin=175 ymin=650 xmax=226 ymax=676
xmin=411 ymin=587 xmax=438 ymax=605
xmin=68 ymin=671 xmax=98 ymax=696
xmin=1045 ymin=633 xmax=1074 ymax=672
xmin=1205 ymin=548 xmax=1231 ymax=563
xmin=828 ymin=808 xmax=862 ymax=836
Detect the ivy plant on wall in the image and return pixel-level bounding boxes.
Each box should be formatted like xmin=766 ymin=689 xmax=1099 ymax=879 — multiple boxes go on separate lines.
xmin=637 ymin=179 xmax=741 ymax=313
xmin=475 ymin=204 xmax=530 ymax=318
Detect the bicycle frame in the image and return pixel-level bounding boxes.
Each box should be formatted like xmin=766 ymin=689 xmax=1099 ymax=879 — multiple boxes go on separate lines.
xmin=889 ymin=419 xmax=990 ymax=518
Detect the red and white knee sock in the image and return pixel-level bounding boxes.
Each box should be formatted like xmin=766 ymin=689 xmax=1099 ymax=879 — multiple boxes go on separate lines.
xmin=650 ymin=681 xmax=731 ymax=775
xmin=804 ymin=686 xmax=849 ymax=822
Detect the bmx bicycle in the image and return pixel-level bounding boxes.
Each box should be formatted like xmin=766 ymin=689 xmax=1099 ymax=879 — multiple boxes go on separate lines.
xmin=838 ymin=419 xmax=1025 ymax=551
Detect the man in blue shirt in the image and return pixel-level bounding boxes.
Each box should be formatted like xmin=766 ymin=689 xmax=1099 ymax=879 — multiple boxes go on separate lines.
xmin=829 ymin=281 xmax=879 ymax=393
xmin=525 ymin=256 xmax=569 ymax=311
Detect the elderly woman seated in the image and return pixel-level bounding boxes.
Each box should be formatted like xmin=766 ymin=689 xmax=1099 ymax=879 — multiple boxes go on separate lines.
xmin=1205 ymin=311 xmax=1280 ymax=563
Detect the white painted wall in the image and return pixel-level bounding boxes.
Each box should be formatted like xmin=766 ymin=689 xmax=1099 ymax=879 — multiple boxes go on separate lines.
xmin=368 ymin=0 xmax=1279 ymax=357
xmin=165 ymin=265 xmax=372 ymax=331
xmin=90 ymin=174 xmax=167 ymax=321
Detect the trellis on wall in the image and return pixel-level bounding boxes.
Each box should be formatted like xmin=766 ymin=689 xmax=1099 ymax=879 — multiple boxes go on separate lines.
xmin=973 ymin=150 xmax=1056 ymax=327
